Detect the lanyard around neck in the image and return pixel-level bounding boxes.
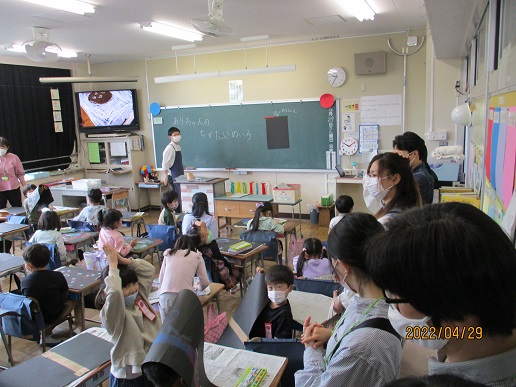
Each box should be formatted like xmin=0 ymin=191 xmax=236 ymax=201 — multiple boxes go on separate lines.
xmin=323 ymin=297 xmax=381 ymax=365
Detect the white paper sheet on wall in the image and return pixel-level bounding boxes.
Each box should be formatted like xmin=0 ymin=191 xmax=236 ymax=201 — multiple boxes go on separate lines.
xmin=360 ymin=94 xmax=402 ymax=126
xmin=110 ymin=142 xmax=127 ymax=156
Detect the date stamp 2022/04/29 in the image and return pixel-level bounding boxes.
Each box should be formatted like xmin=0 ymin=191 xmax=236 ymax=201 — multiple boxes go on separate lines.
xmin=405 ymin=326 xmax=483 ymax=340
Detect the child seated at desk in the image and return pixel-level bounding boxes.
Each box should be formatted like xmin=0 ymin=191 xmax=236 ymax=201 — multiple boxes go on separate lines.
xmin=29 ymin=211 xmax=67 ymax=263
xmin=249 ymin=265 xmax=295 ymax=339
xmin=158 ymin=189 xmax=179 ymax=228
xmin=21 ymin=244 xmax=69 ymax=332
xmin=246 ymin=202 xmax=285 ymax=234
xmin=98 ymin=208 xmax=137 ymax=257
xmin=72 ymin=188 xmax=105 ymax=227
xmin=293 ymin=238 xmax=333 ymax=280
xmin=181 ymin=192 xmax=218 ymax=237
xmin=158 ymin=235 xmax=210 ymax=321
xmin=328 ymin=195 xmax=354 ymax=233
xmin=187 ymin=222 xmax=241 ymax=292
xmin=23 ymin=183 xmax=54 ymax=226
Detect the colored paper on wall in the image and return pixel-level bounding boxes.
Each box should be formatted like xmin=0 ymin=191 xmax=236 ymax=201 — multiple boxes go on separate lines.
xmin=502 ymin=107 xmax=516 ymax=208
xmin=489 ymin=107 xmax=500 ymax=188
xmin=485 ymin=107 xmax=494 ymax=181
xmin=495 ymin=107 xmax=508 ymax=200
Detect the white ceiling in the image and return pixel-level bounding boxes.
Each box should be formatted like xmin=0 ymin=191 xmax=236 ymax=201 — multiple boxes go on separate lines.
xmin=0 ymin=0 xmax=430 ymax=64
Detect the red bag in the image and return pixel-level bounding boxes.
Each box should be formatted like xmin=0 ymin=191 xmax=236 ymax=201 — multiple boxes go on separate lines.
xmin=204 ymin=304 xmax=228 ymax=343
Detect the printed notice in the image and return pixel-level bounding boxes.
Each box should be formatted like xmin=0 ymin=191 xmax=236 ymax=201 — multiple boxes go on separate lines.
xmin=360 ymin=94 xmax=401 ymax=126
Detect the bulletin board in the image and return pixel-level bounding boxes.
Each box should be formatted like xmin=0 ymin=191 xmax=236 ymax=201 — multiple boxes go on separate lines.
xmin=152 ymin=99 xmax=338 ymax=170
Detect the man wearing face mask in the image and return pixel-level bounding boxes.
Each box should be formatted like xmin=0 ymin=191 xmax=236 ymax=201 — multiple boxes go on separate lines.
xmin=249 ymin=265 xmax=295 ymax=339
xmin=162 ymin=127 xmax=184 ymax=212
xmin=392 ymin=132 xmax=438 ymax=205
xmin=367 ymin=203 xmax=516 ymax=386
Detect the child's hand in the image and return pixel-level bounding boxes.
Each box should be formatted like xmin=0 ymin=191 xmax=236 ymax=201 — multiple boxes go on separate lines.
xmin=332 ymin=290 xmax=345 ymax=314
xmin=301 ymin=317 xmax=330 ymax=349
xmin=103 ymin=245 xmax=119 ymax=270
xmin=130 ymin=238 xmax=138 ymax=247
xmin=194 ymin=220 xmax=206 ymax=228
xmin=256 ymin=266 xmax=266 ymax=274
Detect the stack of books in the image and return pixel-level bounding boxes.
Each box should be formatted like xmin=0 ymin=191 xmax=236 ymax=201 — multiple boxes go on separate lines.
xmin=228 ymin=240 xmax=253 ymax=254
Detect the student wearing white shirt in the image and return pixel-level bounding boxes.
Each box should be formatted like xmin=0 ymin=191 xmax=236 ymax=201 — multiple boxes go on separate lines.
xmin=162 ymin=127 xmax=184 ymax=212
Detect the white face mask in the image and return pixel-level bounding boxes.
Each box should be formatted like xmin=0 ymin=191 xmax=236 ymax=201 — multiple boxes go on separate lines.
xmin=0 ymin=149 xmax=7 ymax=156
xmin=363 ymin=174 xmax=393 ymax=201
xmin=124 ymin=292 xmax=138 ymax=308
xmin=362 ymin=176 xmax=383 ymax=213
xmin=172 ymin=135 xmax=182 ymax=143
xmin=388 ymin=306 xmax=448 ymax=350
xmin=268 ymin=290 xmax=287 ymax=304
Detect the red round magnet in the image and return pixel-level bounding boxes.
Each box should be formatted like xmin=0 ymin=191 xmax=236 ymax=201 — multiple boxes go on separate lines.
xmin=320 ymin=93 xmax=335 ymax=108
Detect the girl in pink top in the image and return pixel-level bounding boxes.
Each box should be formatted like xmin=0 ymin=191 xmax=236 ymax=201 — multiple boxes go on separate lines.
xmin=0 ymin=137 xmax=26 ymax=208
xmin=97 ymin=209 xmax=137 ymax=257
xmin=158 ymin=235 xmax=210 ymax=320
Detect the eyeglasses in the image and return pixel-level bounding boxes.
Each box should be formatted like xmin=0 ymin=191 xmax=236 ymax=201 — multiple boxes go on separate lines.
xmin=382 ymin=289 xmax=409 ymax=304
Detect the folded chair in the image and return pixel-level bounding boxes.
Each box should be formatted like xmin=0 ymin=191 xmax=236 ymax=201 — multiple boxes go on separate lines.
xmin=240 ymin=230 xmax=282 ymax=267
xmin=25 ymin=242 xmax=62 ymax=270
xmin=0 ymin=293 xmax=75 ymax=365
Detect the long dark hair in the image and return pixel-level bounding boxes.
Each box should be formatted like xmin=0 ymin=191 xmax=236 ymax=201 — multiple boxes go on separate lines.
xmin=170 ymin=235 xmax=197 ymax=256
xmin=38 ymin=210 xmax=61 ymax=231
xmin=191 ymin=192 xmax=211 ymax=218
xmin=367 ymin=152 xmax=422 ymax=219
xmin=186 ymin=226 xmax=202 ymax=249
xmin=296 ymin=238 xmax=325 ymax=277
xmin=249 ymin=202 xmax=274 ymax=232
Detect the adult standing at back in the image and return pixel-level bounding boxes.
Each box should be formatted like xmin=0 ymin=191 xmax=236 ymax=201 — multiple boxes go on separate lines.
xmin=162 ymin=127 xmax=184 ymax=212
xmin=392 ymin=132 xmax=438 ymax=204
xmin=0 ymin=137 xmax=26 ymax=208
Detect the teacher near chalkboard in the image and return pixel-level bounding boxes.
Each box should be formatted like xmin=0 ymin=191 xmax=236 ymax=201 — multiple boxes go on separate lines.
xmin=162 ymin=127 xmax=184 ymax=212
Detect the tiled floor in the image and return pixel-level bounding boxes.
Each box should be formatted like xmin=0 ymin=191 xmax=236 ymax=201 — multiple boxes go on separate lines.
xmin=0 ymin=210 xmax=328 ymax=371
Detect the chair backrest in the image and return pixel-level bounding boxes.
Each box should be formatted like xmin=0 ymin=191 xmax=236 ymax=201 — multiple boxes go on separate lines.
xmin=6 ymin=215 xmax=27 ymax=225
xmin=67 ymin=219 xmax=97 ymax=232
xmin=244 ymin=339 xmax=305 ymax=387
xmin=293 ymin=278 xmax=342 ymax=297
xmin=25 ymin=242 xmax=61 ymax=270
xmin=240 ymin=230 xmax=278 ymax=261
xmin=0 ymin=293 xmax=45 ymax=341
xmin=147 ymin=224 xmax=178 ymax=252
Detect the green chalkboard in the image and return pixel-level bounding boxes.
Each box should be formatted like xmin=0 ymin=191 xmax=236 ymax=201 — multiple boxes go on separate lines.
xmin=153 ymin=100 xmax=337 ymax=169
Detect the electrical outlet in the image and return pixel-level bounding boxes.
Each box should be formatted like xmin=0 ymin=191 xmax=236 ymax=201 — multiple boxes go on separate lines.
xmin=439 ymin=141 xmax=448 ymax=146
xmin=437 ymin=131 xmax=447 ymax=140
xmin=426 ymin=132 xmax=438 ymax=140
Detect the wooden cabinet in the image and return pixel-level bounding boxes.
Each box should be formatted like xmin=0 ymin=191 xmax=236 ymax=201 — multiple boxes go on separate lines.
xmin=214 ymin=195 xmax=278 ymax=227
xmin=80 ymin=135 xmax=145 ymax=210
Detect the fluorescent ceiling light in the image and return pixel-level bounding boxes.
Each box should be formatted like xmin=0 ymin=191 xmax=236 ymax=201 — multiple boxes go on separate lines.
xmin=240 ymin=35 xmax=270 ymax=42
xmin=6 ymin=43 xmax=77 ymax=58
xmin=154 ymin=65 xmax=296 ymax=84
xmin=40 ymin=76 xmax=138 ymax=84
xmin=139 ymin=22 xmax=203 ymax=42
xmin=342 ymin=0 xmax=375 ymax=21
xmin=22 ymin=0 xmax=95 ymax=15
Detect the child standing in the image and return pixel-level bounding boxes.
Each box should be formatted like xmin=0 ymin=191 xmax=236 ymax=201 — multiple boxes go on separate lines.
xmin=98 ymin=209 xmax=137 ymax=257
xmin=249 ymin=265 xmax=295 ymax=339
xmin=181 ymin=192 xmax=218 ymax=237
xmin=158 ymin=190 xmax=179 ymax=227
xmin=73 ymin=188 xmax=106 ymax=226
xmin=328 ymin=195 xmax=354 ymax=232
xmin=187 ymin=223 xmax=241 ymax=292
xmin=29 ymin=211 xmax=67 ymax=263
xmin=21 ymin=243 xmax=69 ymax=325
xmin=293 ymin=238 xmax=332 ymax=279
xmin=23 ymin=184 xmax=55 ymax=226
xmin=246 ymin=202 xmax=284 ymax=234
xmin=95 ymin=244 xmax=161 ymax=387
xmin=158 ymin=235 xmax=210 ymax=321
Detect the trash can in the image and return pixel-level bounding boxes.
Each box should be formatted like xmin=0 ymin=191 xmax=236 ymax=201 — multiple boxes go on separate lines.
xmin=310 ymin=209 xmax=319 ymax=224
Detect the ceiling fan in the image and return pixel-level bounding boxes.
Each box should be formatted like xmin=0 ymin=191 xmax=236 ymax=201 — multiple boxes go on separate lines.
xmin=191 ymin=0 xmax=233 ymax=37
xmin=23 ymin=27 xmax=62 ymax=63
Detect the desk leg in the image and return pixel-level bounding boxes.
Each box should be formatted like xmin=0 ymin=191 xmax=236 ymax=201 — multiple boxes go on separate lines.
xmin=138 ymin=186 xmax=141 ymax=212
xmin=74 ymin=293 xmax=86 ymax=332
xmin=298 ymin=201 xmax=303 ymax=238
xmin=241 ymin=257 xmax=248 ymax=299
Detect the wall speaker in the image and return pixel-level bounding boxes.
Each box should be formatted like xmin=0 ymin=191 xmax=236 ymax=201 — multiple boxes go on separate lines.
xmin=354 ymin=51 xmax=387 ymax=75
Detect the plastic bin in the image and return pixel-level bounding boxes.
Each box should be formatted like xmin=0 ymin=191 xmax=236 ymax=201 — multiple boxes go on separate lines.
xmin=310 ymin=209 xmax=319 ymax=224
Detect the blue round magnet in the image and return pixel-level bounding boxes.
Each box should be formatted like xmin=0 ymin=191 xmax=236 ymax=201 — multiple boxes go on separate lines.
xmin=149 ymin=102 xmax=161 ymax=115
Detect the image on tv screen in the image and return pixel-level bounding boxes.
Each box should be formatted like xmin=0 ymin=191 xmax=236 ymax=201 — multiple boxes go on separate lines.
xmin=79 ymin=90 xmax=135 ymax=127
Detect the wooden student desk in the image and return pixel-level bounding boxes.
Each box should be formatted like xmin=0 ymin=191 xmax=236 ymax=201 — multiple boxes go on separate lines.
xmin=0 ymin=253 xmax=25 ymax=292
xmin=62 ymin=231 xmax=98 ymax=260
xmin=123 ymin=236 xmax=162 ymax=263
xmin=0 ymin=223 xmax=30 ymax=252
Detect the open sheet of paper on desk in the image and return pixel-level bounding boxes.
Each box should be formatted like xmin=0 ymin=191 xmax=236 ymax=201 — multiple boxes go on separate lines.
xmin=204 ymin=343 xmax=286 ymax=387
xmin=289 ymin=290 xmax=333 ymax=325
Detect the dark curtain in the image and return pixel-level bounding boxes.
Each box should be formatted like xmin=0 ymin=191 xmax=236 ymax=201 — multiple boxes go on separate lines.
xmin=0 ymin=64 xmax=76 ymax=171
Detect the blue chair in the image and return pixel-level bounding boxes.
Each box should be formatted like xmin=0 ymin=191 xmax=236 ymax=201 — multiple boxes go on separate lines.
xmin=67 ymin=219 xmax=97 ymax=232
xmin=293 ymin=277 xmax=342 ymax=298
xmin=25 ymin=242 xmax=62 ymax=270
xmin=240 ymin=230 xmax=282 ymax=266
xmin=146 ymin=224 xmax=178 ymax=262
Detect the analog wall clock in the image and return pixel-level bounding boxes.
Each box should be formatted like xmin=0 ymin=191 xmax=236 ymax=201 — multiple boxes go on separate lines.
xmin=340 ymin=136 xmax=359 ymax=155
xmin=327 ymin=66 xmax=346 ymax=87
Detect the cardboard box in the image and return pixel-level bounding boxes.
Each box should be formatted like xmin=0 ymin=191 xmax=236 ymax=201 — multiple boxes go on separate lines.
xmin=72 ymin=179 xmax=102 ymax=190
xmin=320 ymin=193 xmax=334 ymax=206
xmin=272 ymin=184 xmax=301 ymax=203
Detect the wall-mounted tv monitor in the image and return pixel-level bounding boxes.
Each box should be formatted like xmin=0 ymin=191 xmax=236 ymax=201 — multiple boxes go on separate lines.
xmin=76 ymin=89 xmax=140 ymax=134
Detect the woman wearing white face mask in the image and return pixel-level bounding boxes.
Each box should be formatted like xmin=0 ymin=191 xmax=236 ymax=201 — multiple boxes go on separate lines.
xmin=161 ymin=127 xmax=184 ymax=212
xmin=363 ymin=152 xmax=422 ymax=227
xmin=295 ymin=213 xmax=403 ymax=387
xmin=367 ymin=203 xmax=516 ymax=386
xmin=0 ymin=137 xmax=26 ymax=209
